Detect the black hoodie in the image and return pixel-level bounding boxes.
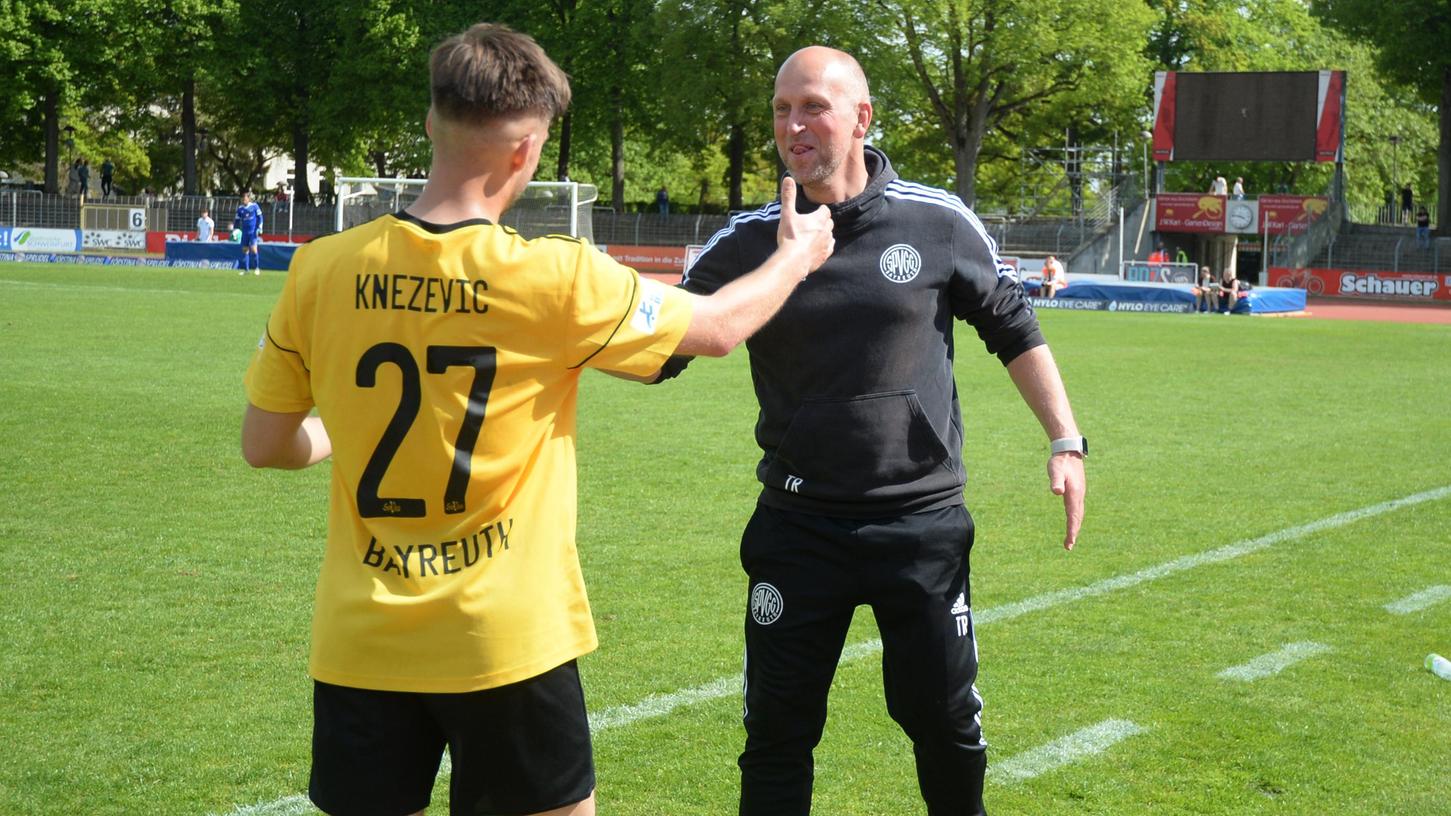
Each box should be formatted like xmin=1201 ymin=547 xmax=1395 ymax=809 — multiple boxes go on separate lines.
xmin=664 ymin=146 xmax=1044 ymax=518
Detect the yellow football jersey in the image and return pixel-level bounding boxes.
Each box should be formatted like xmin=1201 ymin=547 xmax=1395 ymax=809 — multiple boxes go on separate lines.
xmin=244 ymin=212 xmax=691 ymax=693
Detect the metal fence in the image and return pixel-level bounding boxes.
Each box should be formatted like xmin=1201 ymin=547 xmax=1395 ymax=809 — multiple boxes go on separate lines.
xmin=1347 ymin=197 xmax=1439 ymax=228
xmin=4 ymin=190 xmax=1114 ymax=258
xmin=0 ymin=191 xmax=336 ymax=237
xmin=591 ymin=210 xmax=730 ymax=246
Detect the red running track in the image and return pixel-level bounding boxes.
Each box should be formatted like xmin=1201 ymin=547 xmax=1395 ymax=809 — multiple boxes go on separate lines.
xmin=1302 ymin=298 xmax=1451 ymax=325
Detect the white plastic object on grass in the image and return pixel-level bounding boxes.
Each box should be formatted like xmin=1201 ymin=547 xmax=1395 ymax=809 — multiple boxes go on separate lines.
xmin=1427 ymin=653 xmax=1451 ymax=681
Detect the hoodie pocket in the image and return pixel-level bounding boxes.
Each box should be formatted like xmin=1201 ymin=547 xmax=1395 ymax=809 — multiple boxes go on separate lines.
xmin=761 ymin=390 xmax=954 ymax=503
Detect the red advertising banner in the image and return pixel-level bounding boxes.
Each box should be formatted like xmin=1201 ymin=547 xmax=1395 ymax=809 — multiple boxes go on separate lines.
xmin=600 ymin=244 xmax=687 ymax=272
xmin=145 ymin=231 xmax=315 ymax=253
xmin=1268 ymin=267 xmax=1450 ymax=301
xmin=1315 ymin=71 xmax=1345 ymax=162
xmin=1152 ymin=71 xmax=1176 ymax=161
xmin=1154 ymin=193 xmax=1225 ymax=233
xmin=146 ymin=231 xmax=188 ymax=253
xmin=1257 ymin=195 xmax=1328 ymax=235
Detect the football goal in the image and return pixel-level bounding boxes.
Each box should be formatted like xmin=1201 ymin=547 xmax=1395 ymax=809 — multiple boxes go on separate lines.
xmin=333 ymin=177 xmax=597 ymax=242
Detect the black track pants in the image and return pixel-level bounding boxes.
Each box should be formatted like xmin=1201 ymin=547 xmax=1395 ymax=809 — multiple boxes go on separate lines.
xmin=737 ymin=503 xmax=987 ymax=816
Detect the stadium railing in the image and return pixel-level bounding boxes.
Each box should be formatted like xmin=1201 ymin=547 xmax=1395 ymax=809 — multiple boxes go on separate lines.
xmin=4 ymin=190 xmax=1133 ymax=258
xmin=590 ymin=210 xmax=730 ymax=247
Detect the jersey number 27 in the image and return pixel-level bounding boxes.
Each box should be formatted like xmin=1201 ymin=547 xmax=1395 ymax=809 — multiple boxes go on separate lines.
xmin=355 ymin=342 xmax=496 ymax=517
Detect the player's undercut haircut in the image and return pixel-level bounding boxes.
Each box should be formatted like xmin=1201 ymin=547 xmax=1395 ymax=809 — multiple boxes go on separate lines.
xmin=430 ymin=23 xmax=571 ymax=125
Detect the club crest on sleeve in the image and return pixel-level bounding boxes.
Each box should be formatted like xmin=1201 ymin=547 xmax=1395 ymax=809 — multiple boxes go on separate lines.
xmin=256 ymin=332 xmax=266 ymax=349
xmin=750 ymin=582 xmax=783 ymax=625
xmin=631 ymin=278 xmax=665 ymax=335
xmin=879 ymin=243 xmax=921 ymax=283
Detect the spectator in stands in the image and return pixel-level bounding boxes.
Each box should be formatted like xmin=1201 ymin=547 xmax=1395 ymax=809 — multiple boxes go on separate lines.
xmin=1210 ymin=175 xmax=1228 ymax=196
xmin=1219 ymin=267 xmax=1241 ymax=314
xmin=1193 ymin=265 xmax=1218 ymax=314
xmin=1231 ymin=177 xmax=1244 ymax=199
xmin=656 ymin=185 xmax=669 ymax=216
xmin=1147 ymin=243 xmax=1169 ymax=265
xmin=101 ymin=158 xmax=114 ymax=197
xmin=320 ymin=171 xmax=335 ymax=206
xmin=1416 ymin=206 xmax=1431 ymax=249
xmin=275 ymin=182 xmax=290 ymax=213
xmin=1041 ymin=255 xmax=1067 ymax=298
xmin=1401 ymin=184 xmax=1413 ymax=224
xmin=66 ymin=159 xmax=81 ymax=195
xmin=197 ymin=208 xmax=215 ymax=241
xmin=78 ymin=159 xmax=91 ymax=198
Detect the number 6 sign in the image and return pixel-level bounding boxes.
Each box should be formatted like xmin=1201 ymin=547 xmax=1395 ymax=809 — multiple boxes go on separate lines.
xmin=128 ymin=208 xmax=146 ymax=230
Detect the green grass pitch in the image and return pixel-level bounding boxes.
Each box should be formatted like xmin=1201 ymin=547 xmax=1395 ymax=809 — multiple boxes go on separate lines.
xmin=0 ymin=261 xmax=1448 ymax=815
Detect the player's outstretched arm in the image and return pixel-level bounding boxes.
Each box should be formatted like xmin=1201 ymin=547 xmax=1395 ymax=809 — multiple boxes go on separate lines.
xmin=674 ymin=176 xmax=833 ymax=357
xmin=1005 ymin=344 xmax=1085 ymax=550
xmin=241 ymin=404 xmax=332 ymax=469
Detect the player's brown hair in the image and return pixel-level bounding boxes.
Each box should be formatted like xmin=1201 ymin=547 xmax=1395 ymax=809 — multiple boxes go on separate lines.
xmin=429 ymin=23 xmax=571 ymax=124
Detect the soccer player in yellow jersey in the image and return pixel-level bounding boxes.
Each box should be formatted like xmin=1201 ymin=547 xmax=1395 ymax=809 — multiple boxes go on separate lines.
xmin=240 ymin=23 xmax=833 ymax=816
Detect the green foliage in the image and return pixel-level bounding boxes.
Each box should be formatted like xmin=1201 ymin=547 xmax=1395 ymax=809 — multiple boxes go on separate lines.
xmin=1314 ymin=0 xmax=1448 ymax=220
xmin=0 ymin=0 xmax=1441 ymax=213
xmin=852 ymin=0 xmax=1155 ymax=206
xmin=1313 ymin=0 xmax=1451 ymax=102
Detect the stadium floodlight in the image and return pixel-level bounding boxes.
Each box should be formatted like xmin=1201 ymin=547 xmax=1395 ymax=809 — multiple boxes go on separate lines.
xmin=333 ymin=177 xmax=597 ymax=242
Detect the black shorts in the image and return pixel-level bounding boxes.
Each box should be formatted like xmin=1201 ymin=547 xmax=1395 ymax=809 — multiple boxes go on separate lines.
xmin=309 ymin=661 xmax=595 ymax=816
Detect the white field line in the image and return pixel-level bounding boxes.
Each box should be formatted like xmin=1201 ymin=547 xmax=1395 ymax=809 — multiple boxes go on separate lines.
xmin=0 ymin=278 xmax=271 ymax=298
xmin=1218 ymin=641 xmax=1334 ymax=681
xmin=991 ymin=719 xmax=1146 ymax=783
xmin=1384 ymin=585 xmax=1451 ymax=615
xmin=211 ymin=484 xmax=1451 ymax=816
xmin=221 ymin=795 xmax=312 ymax=816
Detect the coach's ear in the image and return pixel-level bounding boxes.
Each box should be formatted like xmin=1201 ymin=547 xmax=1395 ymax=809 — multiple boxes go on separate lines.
xmin=854 ymin=99 xmax=873 ymax=139
xmin=424 ymin=108 xmax=433 ymax=139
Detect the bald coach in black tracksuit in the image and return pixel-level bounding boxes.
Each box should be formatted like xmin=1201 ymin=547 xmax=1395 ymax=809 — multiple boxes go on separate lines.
xmin=650 ymin=47 xmax=1086 ymax=816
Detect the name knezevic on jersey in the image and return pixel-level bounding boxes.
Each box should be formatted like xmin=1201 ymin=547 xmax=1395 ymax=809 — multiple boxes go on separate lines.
xmin=355 ymin=271 xmax=490 ymax=314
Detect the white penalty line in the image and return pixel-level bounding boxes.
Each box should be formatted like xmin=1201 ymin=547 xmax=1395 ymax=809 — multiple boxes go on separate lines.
xmin=0 ymin=278 xmax=273 ymax=298
xmin=213 ymin=484 xmax=1451 ymax=816
xmin=1217 ymin=641 xmax=1334 ymax=681
xmin=992 ymin=719 xmax=1146 ymax=783
xmin=1384 ymin=585 xmax=1451 ymax=615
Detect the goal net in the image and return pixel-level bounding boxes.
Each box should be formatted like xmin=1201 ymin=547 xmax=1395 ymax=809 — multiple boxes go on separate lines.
xmin=334 ymin=177 xmax=597 ymax=242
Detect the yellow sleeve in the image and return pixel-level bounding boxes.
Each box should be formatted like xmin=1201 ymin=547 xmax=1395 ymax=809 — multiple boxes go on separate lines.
xmin=564 ymin=243 xmax=692 ymax=374
xmin=243 ymin=263 xmax=314 ymax=412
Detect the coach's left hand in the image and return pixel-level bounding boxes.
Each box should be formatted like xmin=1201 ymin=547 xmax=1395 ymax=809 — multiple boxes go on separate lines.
xmin=1049 ymin=452 xmax=1085 ymax=550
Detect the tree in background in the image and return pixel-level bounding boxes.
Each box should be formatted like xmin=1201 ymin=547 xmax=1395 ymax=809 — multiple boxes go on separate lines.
xmin=1314 ymin=0 xmax=1450 ymax=234
xmin=856 ymin=0 xmax=1153 ymax=208
xmin=656 ymin=0 xmax=852 ymax=210
xmin=121 ymin=0 xmax=236 ymax=195
xmin=0 ymin=0 xmax=121 ymax=193
xmin=0 ymin=0 xmax=1441 ymax=222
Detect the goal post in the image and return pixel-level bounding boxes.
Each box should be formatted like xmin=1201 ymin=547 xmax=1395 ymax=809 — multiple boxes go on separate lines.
xmin=334 ymin=177 xmax=597 ymax=242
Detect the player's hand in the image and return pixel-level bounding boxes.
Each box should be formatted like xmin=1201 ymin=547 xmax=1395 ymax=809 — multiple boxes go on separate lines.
xmin=1048 ymin=452 xmax=1085 ymax=550
xmin=776 ymin=176 xmax=834 ymax=273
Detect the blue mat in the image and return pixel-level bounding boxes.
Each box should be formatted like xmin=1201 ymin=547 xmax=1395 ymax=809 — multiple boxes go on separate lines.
xmin=1043 ymin=280 xmax=1305 ymax=314
xmin=164 ymin=241 xmax=301 ymax=271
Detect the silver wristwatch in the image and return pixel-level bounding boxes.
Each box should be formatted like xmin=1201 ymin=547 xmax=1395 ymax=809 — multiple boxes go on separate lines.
xmin=1050 ymin=436 xmax=1088 ymax=457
